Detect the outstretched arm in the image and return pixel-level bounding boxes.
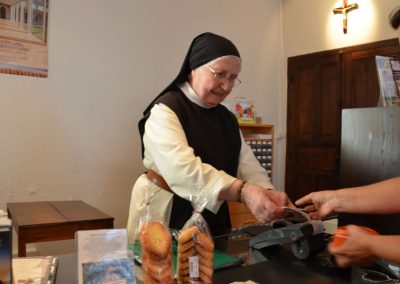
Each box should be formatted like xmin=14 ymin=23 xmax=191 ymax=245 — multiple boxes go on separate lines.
xmin=295 ymin=177 xmax=400 ymax=219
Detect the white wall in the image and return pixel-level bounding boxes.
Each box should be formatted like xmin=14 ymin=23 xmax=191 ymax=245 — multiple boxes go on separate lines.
xmin=283 ymin=0 xmax=400 ymax=57
xmin=0 ymin=0 xmax=285 ymax=229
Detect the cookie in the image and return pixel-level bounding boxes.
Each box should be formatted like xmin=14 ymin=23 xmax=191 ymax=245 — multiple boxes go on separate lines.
xmin=178 ymin=226 xmax=199 ymax=244
xmin=199 ymin=262 xmax=213 ymax=278
xmin=177 ymin=274 xmax=200 ymax=283
xmin=178 ymin=247 xmax=196 ymax=262
xmin=178 ymin=267 xmax=190 ymax=277
xmin=142 ymin=251 xmax=173 ymax=283
xmin=144 ymin=273 xmax=174 ymax=284
xmin=144 ymin=274 xmax=161 ymax=284
xmin=195 ymin=244 xmax=213 ymax=259
xmin=140 ymin=221 xmax=172 ymax=258
xmin=178 ymin=259 xmax=213 ymax=278
xmin=177 ymin=259 xmax=190 ymax=270
xmin=177 ymin=273 xmax=208 ymax=284
xmin=148 ymin=264 xmax=174 ymax=283
xmin=198 ymin=255 xmax=213 ymax=269
xmin=196 ymin=231 xmax=214 ymax=251
xmin=178 ymin=239 xmax=195 ymax=253
xmin=142 ymin=248 xmax=172 ymax=264
xmin=199 ymin=272 xmax=213 ymax=284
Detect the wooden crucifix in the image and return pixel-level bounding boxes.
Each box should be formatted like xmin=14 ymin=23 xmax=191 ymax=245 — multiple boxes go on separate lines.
xmin=333 ymin=0 xmax=359 ymax=34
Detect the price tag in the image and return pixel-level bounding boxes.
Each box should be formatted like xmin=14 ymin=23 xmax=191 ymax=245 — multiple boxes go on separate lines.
xmin=188 ymin=255 xmax=199 ymax=278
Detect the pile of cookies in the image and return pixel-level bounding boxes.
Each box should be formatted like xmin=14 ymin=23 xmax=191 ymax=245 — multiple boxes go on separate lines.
xmin=177 ymin=225 xmax=214 ymax=284
xmin=140 ymin=221 xmax=174 ymax=284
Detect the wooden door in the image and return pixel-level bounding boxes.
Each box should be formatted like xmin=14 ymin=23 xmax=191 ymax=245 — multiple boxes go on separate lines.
xmin=286 ymin=52 xmax=342 ymax=201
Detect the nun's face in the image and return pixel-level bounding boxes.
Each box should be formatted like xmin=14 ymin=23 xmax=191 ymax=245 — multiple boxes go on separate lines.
xmin=190 ymin=56 xmax=241 ymax=108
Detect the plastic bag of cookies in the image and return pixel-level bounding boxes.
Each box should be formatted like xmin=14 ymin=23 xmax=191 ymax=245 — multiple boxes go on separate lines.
xmin=138 ymin=190 xmax=174 ymax=284
xmin=177 ymin=189 xmax=215 ymax=284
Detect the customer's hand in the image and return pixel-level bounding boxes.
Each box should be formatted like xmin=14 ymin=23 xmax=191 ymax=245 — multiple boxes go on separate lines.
xmin=328 ymin=225 xmax=378 ymax=267
xmin=241 ymin=183 xmax=294 ymax=223
xmin=295 ymin=190 xmax=337 ymax=220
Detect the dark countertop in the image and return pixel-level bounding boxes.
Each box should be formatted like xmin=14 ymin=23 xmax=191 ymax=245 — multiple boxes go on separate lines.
xmin=55 ymin=228 xmax=399 ymax=284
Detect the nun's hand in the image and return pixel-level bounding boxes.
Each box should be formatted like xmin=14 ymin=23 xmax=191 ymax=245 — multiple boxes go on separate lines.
xmin=241 ymin=183 xmax=294 ymax=223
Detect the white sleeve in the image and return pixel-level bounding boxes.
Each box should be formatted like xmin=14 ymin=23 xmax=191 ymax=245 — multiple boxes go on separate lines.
xmin=143 ymin=103 xmax=236 ymax=213
xmin=236 ymin=132 xmax=275 ymax=190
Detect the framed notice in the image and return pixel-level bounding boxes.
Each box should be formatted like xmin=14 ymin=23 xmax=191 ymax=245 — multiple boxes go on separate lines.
xmin=375 ymin=55 xmax=400 ymax=107
xmin=0 ymin=0 xmax=49 ymax=78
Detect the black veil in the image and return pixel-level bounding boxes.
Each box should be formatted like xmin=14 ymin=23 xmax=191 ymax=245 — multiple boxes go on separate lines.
xmin=138 ymin=32 xmax=240 ymax=157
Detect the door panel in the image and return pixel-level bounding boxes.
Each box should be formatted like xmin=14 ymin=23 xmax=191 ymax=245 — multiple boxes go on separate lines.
xmin=298 ymin=146 xmax=337 ymax=170
xmin=297 ymin=66 xmax=318 ymax=139
xmin=286 ymin=53 xmax=342 ymax=201
xmin=320 ymin=65 xmax=340 ymax=139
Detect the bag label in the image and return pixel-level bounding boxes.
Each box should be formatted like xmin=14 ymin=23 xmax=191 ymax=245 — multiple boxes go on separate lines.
xmin=189 ymin=255 xmax=199 ymax=278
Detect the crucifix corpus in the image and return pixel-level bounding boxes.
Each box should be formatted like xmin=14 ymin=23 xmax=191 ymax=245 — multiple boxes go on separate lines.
xmin=333 ymin=0 xmax=359 ymax=34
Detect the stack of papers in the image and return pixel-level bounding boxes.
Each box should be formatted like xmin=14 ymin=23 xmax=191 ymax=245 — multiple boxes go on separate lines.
xmin=12 ymin=256 xmax=58 ymax=284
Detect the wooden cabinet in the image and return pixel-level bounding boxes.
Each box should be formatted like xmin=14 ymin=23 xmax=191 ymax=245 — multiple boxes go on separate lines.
xmin=228 ymin=123 xmax=274 ymax=227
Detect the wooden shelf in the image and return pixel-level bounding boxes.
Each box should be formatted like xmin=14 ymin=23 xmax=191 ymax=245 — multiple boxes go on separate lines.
xmin=229 ymin=123 xmax=274 ymax=228
xmin=239 ymin=123 xmax=274 ymax=137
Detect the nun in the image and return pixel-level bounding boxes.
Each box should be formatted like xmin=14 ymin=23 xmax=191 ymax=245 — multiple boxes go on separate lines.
xmin=127 ymin=32 xmax=293 ymax=242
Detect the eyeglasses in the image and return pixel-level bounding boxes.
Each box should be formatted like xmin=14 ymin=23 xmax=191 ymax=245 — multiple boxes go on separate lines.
xmin=205 ymin=65 xmax=241 ymax=88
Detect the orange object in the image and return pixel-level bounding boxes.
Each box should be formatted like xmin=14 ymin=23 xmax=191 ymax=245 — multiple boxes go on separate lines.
xmin=331 ymin=226 xmax=379 ymax=247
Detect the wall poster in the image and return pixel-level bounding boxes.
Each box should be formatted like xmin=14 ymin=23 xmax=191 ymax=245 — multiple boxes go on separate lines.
xmin=0 ymin=0 xmax=49 ymax=78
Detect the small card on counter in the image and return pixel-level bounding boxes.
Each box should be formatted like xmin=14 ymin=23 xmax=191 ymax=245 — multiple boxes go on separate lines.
xmin=76 ymin=228 xmax=135 ymax=284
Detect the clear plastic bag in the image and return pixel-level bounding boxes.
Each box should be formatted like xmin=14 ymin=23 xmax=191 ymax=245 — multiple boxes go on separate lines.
xmin=138 ymin=190 xmax=174 ymax=284
xmin=177 ymin=187 xmax=215 ymax=284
